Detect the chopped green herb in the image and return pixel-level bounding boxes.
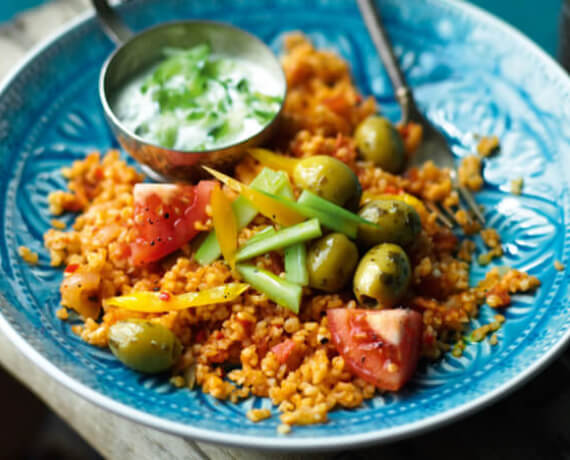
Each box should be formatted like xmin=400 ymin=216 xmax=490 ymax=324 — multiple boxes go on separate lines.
xmin=236 ymin=78 xmax=250 ymax=93
xmin=248 ymin=92 xmax=283 ymax=105
xmin=153 ymin=87 xmax=200 ymax=112
xmin=208 ymin=120 xmax=231 ymax=140
xmin=156 ymin=124 xmax=177 ymax=149
xmin=216 ymin=99 xmax=230 ymax=114
xmin=252 ymin=109 xmax=276 ymax=124
xmin=186 ymin=109 xmax=206 ymax=121
xmin=202 ymin=58 xmax=231 ymax=80
xmin=142 ymin=43 xmax=211 ymax=92
xmin=134 ymin=123 xmax=149 ymax=136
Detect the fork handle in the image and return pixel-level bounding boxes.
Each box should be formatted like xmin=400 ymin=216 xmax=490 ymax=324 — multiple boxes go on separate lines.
xmin=92 ymin=0 xmax=134 ymax=45
xmin=356 ymin=0 xmax=417 ymax=123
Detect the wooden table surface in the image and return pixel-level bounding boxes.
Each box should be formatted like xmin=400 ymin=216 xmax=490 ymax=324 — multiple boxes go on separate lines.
xmin=1 ymin=1 xmax=568 ymax=459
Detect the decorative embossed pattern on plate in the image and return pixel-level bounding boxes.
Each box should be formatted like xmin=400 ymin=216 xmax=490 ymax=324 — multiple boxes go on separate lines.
xmin=0 ymin=0 xmax=569 ymax=450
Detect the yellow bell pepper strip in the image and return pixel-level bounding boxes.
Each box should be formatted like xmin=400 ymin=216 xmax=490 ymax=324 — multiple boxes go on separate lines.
xmin=235 ymin=218 xmax=321 ymax=262
xmin=195 ymin=168 xmax=288 ymax=265
xmin=210 ymin=184 xmax=238 ymax=269
xmin=248 ymin=148 xmax=298 ymax=176
xmin=103 ymin=283 xmax=249 ymax=313
xmin=237 ymin=264 xmax=302 ymax=314
xmin=203 ymin=166 xmax=305 ymax=227
xmin=360 ymin=191 xmax=427 ymax=215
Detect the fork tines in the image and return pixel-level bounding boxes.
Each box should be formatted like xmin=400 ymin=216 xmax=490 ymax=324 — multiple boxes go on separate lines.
xmin=426 ymin=186 xmax=485 ymax=230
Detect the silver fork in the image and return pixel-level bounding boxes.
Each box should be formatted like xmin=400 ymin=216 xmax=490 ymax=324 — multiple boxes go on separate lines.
xmin=356 ymin=0 xmax=485 ymax=228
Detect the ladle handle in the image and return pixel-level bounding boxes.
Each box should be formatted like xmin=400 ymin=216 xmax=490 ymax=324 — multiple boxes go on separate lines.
xmin=356 ymin=0 xmax=418 ymax=123
xmin=92 ymin=0 xmax=134 ymax=45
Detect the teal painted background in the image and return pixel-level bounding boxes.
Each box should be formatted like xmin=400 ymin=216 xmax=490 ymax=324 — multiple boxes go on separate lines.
xmin=470 ymin=0 xmax=561 ymax=56
xmin=0 ymin=0 xmax=47 ymax=21
xmin=0 ymin=0 xmax=563 ymax=57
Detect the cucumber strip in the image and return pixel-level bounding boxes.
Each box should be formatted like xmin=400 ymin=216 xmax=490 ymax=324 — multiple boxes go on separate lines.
xmin=193 ymin=231 xmax=222 ymax=266
xmin=284 ymin=243 xmax=309 ymax=286
xmin=235 ymin=219 xmax=321 ymax=262
xmin=276 ymin=176 xmax=295 ymax=200
xmin=244 ymin=226 xmax=277 ymax=246
xmin=297 ymin=190 xmax=378 ymax=228
xmin=237 ymin=264 xmax=302 ymax=313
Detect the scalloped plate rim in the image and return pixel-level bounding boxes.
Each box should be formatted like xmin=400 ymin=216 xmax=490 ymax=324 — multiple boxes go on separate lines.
xmin=0 ymin=0 xmax=569 ymax=451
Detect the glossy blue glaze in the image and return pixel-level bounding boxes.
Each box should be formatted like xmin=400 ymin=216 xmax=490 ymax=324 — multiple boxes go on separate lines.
xmin=0 ymin=0 xmax=569 ymax=451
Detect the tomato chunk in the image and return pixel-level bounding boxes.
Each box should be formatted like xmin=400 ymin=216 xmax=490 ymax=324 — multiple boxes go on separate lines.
xmin=327 ymin=308 xmax=423 ymax=391
xmin=271 ymin=339 xmax=303 ymax=370
xmin=131 ymin=181 xmax=215 ymax=265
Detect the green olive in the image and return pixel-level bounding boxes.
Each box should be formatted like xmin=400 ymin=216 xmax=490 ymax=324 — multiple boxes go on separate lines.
xmin=307 ymin=233 xmax=359 ymax=292
xmin=293 ymin=155 xmax=361 ymax=209
xmin=354 ymin=116 xmax=405 ymax=173
xmin=353 ymin=243 xmax=411 ymax=308
xmin=109 ymin=319 xmax=182 ymax=374
xmin=358 ymin=199 xmax=421 ymax=248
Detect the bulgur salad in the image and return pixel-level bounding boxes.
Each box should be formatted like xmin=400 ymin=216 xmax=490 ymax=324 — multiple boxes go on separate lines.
xmin=39 ymin=34 xmax=540 ymax=428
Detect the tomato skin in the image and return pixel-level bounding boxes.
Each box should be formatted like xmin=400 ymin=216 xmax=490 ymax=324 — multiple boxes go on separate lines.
xmin=64 ymin=264 xmax=79 ymax=273
xmin=383 ymin=185 xmax=403 ymax=195
xmin=131 ymin=181 xmax=215 ymax=265
xmin=327 ymin=308 xmax=423 ymax=391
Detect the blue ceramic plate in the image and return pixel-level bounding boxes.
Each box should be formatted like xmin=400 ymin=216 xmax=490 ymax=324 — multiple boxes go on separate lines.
xmin=0 ymin=0 xmax=569 ymax=451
